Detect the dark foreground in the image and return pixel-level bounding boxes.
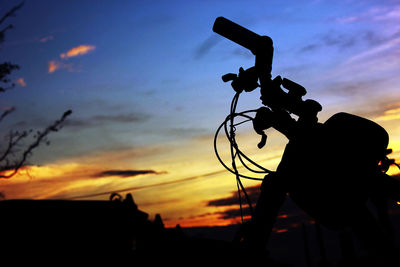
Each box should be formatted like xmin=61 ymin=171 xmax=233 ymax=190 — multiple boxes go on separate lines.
xmin=1 ymin=194 xmax=399 ymax=266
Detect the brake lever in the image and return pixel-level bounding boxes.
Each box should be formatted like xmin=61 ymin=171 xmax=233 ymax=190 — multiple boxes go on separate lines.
xmin=222 ymin=67 xmax=259 ymax=93
xmin=253 ymin=107 xmax=274 ymax=149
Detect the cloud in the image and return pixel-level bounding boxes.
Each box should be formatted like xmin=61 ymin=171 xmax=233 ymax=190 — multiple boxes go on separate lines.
xmin=92 ymin=114 xmax=147 ymax=123
xmin=336 ymin=16 xmax=359 ymax=24
xmin=60 ymin=45 xmax=96 ymax=59
xmin=207 ymin=185 xmax=260 ymax=207
xmin=39 ymin=35 xmax=54 ymax=43
xmin=194 ymin=35 xmax=220 ymax=59
xmin=64 ymin=112 xmax=150 ymax=129
xmin=375 ymin=104 xmax=400 ymax=122
xmin=299 ymin=43 xmax=319 ymax=53
xmin=323 ymin=38 xmax=400 ymax=89
xmin=335 ymin=5 xmax=400 ymax=24
xmin=94 ymin=169 xmax=163 ymax=178
xmin=48 ymin=44 xmax=95 ymax=73
xmin=322 ymin=32 xmax=356 ymax=48
xmin=216 ymin=206 xmax=252 ymax=220
xmin=205 ymin=187 xmax=313 ymax=227
xmin=15 ymin=77 xmax=26 ymax=87
xmin=48 ymin=60 xmax=60 ymax=73
xmin=299 ymin=30 xmax=379 ymax=53
xmin=48 ymin=60 xmax=76 ymax=73
xmin=345 ymin=36 xmax=400 ymax=65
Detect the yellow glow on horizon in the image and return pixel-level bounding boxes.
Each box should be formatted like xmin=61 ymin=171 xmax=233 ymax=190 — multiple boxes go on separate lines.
xmin=3 ymin=121 xmax=400 ymax=227
xmin=0 ymin=135 xmax=269 ymax=227
xmin=376 ymin=107 xmax=400 ymax=122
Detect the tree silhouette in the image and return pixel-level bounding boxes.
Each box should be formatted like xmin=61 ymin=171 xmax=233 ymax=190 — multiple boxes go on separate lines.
xmin=0 ymin=2 xmax=71 ymax=179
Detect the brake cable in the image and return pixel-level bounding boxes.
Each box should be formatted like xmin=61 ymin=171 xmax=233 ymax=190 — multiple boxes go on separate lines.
xmin=214 ymin=91 xmax=273 ymax=223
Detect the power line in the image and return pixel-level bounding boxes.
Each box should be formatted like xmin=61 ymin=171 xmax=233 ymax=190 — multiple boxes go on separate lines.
xmin=66 ymin=169 xmax=226 ymax=199
xmin=65 ymin=154 xmax=281 ymax=200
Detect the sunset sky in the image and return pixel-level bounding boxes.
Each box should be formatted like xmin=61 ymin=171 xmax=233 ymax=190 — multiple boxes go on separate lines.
xmin=1 ymin=0 xmax=400 ymax=228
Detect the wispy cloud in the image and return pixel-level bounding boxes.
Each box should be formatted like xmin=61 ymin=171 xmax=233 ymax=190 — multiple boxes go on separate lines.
xmin=92 ymin=114 xmax=148 ymax=123
xmin=48 ymin=60 xmax=60 ymax=73
xmin=345 ymin=36 xmax=400 ymax=65
xmin=335 ymin=4 xmax=400 ymax=24
xmin=299 ymin=30 xmax=383 ymax=53
xmin=64 ymin=112 xmax=150 ymax=129
xmin=48 ymin=44 xmax=95 ymax=73
xmin=94 ymin=169 xmax=165 ymax=178
xmin=336 ymin=16 xmax=359 ymax=24
xmin=316 ymin=33 xmax=400 ymax=86
xmin=48 ymin=60 xmax=74 ymax=73
xmin=39 ymin=35 xmax=54 ymax=43
xmin=375 ymin=104 xmax=400 ymax=122
xmin=60 ymin=44 xmax=96 ymax=59
xmin=194 ymin=35 xmax=220 ymax=59
xmin=15 ymin=77 xmax=26 ymax=87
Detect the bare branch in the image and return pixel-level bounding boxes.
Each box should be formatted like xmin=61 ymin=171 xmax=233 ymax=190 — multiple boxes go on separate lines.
xmin=0 ymin=2 xmax=24 ymax=26
xmin=0 ymin=106 xmax=15 ymax=122
xmin=0 ymin=110 xmax=72 ymax=179
xmin=0 ymin=129 xmax=28 ymax=162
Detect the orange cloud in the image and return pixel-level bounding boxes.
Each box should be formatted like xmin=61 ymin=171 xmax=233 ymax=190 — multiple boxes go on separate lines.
xmin=48 ymin=60 xmax=75 ymax=73
xmin=48 ymin=60 xmax=61 ymax=73
xmin=15 ymin=77 xmax=26 ymax=87
xmin=60 ymin=45 xmax=96 ymax=59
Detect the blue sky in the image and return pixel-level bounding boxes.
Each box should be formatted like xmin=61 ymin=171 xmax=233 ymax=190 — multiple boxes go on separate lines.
xmin=1 ymin=0 xmax=400 ymax=226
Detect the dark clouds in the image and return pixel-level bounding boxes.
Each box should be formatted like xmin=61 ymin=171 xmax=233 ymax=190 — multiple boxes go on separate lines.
xmin=217 ymin=206 xmax=253 ymax=220
xmin=94 ymin=169 xmax=163 ymax=178
xmin=194 ymin=35 xmax=221 ymax=59
xmin=207 ymin=185 xmax=261 ymax=220
xmin=64 ymin=112 xmax=149 ymax=129
xmin=207 ymin=185 xmax=260 ymax=207
xmin=205 ymin=185 xmax=310 ymax=223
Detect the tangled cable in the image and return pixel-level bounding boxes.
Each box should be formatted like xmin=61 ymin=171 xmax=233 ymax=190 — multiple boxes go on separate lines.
xmin=214 ymin=92 xmax=273 ymax=222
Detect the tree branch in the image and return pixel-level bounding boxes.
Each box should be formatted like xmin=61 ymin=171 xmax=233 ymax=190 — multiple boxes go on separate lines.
xmin=0 ymin=2 xmax=24 ymax=26
xmin=0 ymin=110 xmax=72 ymax=179
xmin=0 ymin=106 xmax=15 ymax=122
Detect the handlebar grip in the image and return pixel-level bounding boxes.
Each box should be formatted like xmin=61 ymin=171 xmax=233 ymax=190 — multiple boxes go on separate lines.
xmin=222 ymin=73 xmax=237 ymax=82
xmin=213 ymin=17 xmax=261 ymax=53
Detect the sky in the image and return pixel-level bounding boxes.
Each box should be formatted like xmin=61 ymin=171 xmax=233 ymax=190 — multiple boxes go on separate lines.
xmin=1 ymin=0 xmax=400 ymax=228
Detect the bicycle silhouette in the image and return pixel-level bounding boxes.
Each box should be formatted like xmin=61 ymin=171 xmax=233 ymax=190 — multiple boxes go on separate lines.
xmin=213 ymin=17 xmax=400 ymax=265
